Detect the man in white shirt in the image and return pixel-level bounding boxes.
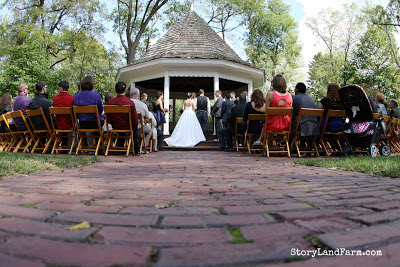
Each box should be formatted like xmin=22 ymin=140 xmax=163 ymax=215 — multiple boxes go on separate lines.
xmin=130 ymin=88 xmax=152 ymax=152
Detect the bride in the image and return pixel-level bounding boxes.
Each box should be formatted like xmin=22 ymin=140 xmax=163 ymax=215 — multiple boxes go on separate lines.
xmin=165 ymin=93 xmax=206 ymax=147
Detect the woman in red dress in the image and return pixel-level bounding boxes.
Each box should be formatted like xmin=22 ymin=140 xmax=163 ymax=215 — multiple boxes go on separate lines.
xmin=253 ymin=75 xmax=292 ymax=145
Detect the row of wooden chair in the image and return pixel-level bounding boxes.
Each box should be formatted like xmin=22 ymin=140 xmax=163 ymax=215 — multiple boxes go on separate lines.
xmin=233 ymin=108 xmax=397 ymax=157
xmin=235 ymin=107 xmax=347 ymax=157
xmin=0 ymin=105 xmax=152 ymax=156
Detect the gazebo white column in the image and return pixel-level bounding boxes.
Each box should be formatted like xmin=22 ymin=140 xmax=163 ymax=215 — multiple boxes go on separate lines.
xmin=213 ymin=74 xmax=220 ymax=135
xmin=248 ymin=80 xmax=253 ymax=98
xmin=164 ymin=72 xmax=170 ymax=135
xmin=213 ymin=73 xmax=219 ymax=100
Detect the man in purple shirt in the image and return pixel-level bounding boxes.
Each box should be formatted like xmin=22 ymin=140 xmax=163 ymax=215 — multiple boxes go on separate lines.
xmin=73 ymin=76 xmax=105 ymax=125
xmin=73 ymin=76 xmax=104 ymax=148
xmin=13 ymin=82 xmax=31 ymax=130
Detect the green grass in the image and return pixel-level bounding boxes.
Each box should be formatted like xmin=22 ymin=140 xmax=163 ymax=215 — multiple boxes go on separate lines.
xmin=226 ymin=227 xmax=254 ymax=244
xmin=0 ymin=152 xmax=99 ymax=177
xmin=295 ymin=155 xmax=400 ymax=178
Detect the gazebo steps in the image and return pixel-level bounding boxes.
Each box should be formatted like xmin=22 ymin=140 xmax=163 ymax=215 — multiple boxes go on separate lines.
xmin=163 ymin=136 xmax=220 ymax=151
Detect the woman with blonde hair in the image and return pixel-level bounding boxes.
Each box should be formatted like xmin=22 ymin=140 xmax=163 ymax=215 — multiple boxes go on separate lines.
xmin=375 ymin=92 xmax=388 ymax=116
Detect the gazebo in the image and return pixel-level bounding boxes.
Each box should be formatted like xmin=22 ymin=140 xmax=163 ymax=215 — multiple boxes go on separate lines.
xmin=116 ymin=11 xmax=265 ymax=134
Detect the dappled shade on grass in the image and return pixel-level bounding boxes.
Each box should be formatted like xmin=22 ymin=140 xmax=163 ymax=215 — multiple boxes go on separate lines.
xmin=0 ymin=153 xmax=98 ymax=177
xmin=295 ymin=155 xmax=400 ymax=178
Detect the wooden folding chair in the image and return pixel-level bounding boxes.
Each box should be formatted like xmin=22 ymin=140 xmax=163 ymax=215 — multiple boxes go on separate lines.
xmin=8 ymin=111 xmax=36 ymax=153
xmin=263 ymin=107 xmax=293 ymax=158
xmin=73 ymin=105 xmax=104 ymax=156
xmin=26 ymin=108 xmax=54 ymax=154
xmin=234 ymin=117 xmax=246 ymax=152
xmin=2 ymin=113 xmax=17 ymax=152
xmin=393 ymin=120 xmax=400 ymax=153
xmin=137 ymin=113 xmax=147 ymax=154
xmin=387 ymin=117 xmax=399 ymax=152
xmin=319 ymin=109 xmax=347 ymax=156
xmin=103 ymin=105 xmax=135 ymax=157
xmin=0 ymin=114 xmax=11 ymax=152
xmin=244 ymin=114 xmax=265 ymax=154
xmin=49 ymin=107 xmax=77 ymax=155
xmin=145 ymin=118 xmax=153 ymax=153
xmin=290 ymin=108 xmax=323 ymax=157
xmin=373 ymin=113 xmax=383 ymax=118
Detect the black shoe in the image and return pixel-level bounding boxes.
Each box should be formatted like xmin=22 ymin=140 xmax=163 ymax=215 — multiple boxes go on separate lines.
xmin=159 ymin=148 xmax=166 ymax=151
xmin=224 ymin=148 xmax=234 ymax=152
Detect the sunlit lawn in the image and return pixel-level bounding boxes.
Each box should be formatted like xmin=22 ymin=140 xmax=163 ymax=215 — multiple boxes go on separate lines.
xmin=0 ymin=152 xmax=98 ymax=177
xmin=295 ymin=155 xmax=400 ymax=178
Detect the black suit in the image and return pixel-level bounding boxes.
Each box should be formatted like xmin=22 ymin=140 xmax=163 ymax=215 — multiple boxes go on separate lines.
xmin=221 ymin=99 xmax=233 ymax=127
xmin=218 ymin=102 xmax=246 ymax=150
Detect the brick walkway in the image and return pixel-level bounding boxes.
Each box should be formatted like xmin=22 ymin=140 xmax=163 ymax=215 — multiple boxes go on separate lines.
xmin=0 ymin=151 xmax=399 ymax=266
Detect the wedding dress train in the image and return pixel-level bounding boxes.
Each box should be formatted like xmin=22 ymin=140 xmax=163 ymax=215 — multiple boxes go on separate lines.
xmin=165 ymin=107 xmax=206 ymax=147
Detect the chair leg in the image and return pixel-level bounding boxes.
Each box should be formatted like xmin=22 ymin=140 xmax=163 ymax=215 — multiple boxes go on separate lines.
xmin=76 ymin=138 xmax=83 ymax=155
xmin=313 ymin=137 xmax=319 ymax=157
xmin=285 ymin=135 xmax=291 ymax=158
xmin=320 ymin=139 xmax=329 ymax=157
xmin=105 ymin=135 xmax=112 ymax=156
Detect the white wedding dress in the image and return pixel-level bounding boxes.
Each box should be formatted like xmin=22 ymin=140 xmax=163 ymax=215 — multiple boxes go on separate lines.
xmin=165 ymin=106 xmax=206 ymax=147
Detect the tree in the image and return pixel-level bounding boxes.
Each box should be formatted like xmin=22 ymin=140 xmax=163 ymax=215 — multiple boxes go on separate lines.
xmin=57 ymin=34 xmax=120 ymax=99
xmin=367 ymin=2 xmax=400 ymax=70
xmin=307 ymin=52 xmax=344 ymax=101
xmin=0 ymin=39 xmax=60 ymax=97
xmin=346 ymin=25 xmax=400 ymax=98
xmin=306 ymin=4 xmax=365 ymax=86
xmin=245 ymin=0 xmax=301 ymax=86
xmin=1 ymin=0 xmax=105 ymax=69
xmin=201 ymin=0 xmax=261 ymax=41
xmin=113 ymin=0 xmax=169 ymax=64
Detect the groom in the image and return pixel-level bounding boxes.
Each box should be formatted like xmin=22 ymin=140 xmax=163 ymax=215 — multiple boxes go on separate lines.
xmin=196 ymin=89 xmax=210 ymax=137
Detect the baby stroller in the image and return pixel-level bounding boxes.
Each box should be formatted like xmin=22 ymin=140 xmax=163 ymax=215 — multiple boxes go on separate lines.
xmin=339 ymin=84 xmax=391 ymax=157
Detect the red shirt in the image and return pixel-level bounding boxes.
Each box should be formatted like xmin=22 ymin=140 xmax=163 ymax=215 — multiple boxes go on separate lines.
xmin=53 ymin=91 xmax=74 ymax=129
xmin=267 ymin=91 xmax=292 ymax=132
xmin=107 ymin=95 xmax=138 ymax=129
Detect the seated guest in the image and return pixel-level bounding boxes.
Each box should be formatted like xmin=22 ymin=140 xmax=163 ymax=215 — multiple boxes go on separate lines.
xmin=0 ymin=93 xmax=13 ymax=132
xmin=130 ymin=88 xmax=152 ymax=154
xmin=147 ymin=103 xmax=164 ymax=152
xmin=218 ymin=93 xmax=234 ymax=150
xmin=291 ymin=82 xmax=319 ymax=139
xmin=253 ymin=75 xmax=292 ymax=145
xmin=103 ymin=92 xmax=114 ymax=132
xmin=107 ymin=81 xmax=139 ymax=154
xmin=318 ymin=82 xmax=345 ymax=133
xmin=105 ymin=93 xmax=114 ymax=105
xmin=53 ymin=80 xmax=74 ymax=129
xmin=389 ymin=99 xmax=400 ymax=119
xmin=243 ymin=89 xmax=265 ymax=145
xmin=219 ymin=94 xmax=246 ymax=152
xmin=73 ymin=76 xmax=105 ymax=126
xmin=13 ymin=82 xmax=31 ymax=130
xmin=73 ymin=76 xmax=105 ymax=147
xmin=141 ymin=93 xmax=148 ymax=104
xmin=28 ymin=81 xmax=53 ymax=130
xmin=375 ymin=93 xmax=388 ymax=116
xmin=53 ymin=80 xmax=74 ymax=147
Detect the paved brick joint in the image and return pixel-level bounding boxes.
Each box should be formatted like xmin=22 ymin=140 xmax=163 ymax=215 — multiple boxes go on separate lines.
xmin=0 ymin=151 xmax=399 ymax=266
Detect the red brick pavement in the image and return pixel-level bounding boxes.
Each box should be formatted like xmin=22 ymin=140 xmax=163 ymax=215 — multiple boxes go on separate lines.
xmin=0 ymin=151 xmax=399 ymax=266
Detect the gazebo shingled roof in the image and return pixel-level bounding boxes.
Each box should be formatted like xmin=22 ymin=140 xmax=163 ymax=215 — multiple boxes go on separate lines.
xmin=131 ymin=11 xmax=249 ymax=66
